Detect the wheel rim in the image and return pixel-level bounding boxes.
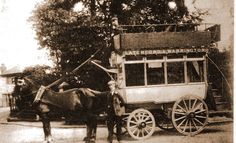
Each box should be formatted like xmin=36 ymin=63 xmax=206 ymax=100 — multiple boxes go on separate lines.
xmin=156 ymin=114 xmax=174 ymax=131
xmin=127 ymin=109 xmax=155 ymax=140
xmin=172 ymin=95 xmax=208 ymax=136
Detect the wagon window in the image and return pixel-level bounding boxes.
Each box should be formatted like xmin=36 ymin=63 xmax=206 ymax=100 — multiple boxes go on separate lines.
xmin=146 ymin=62 xmax=165 ymax=85
xmin=167 ymin=62 xmax=184 ymax=84
xmin=125 ymin=63 xmax=145 ymax=86
xmin=187 ymin=61 xmax=204 ymax=82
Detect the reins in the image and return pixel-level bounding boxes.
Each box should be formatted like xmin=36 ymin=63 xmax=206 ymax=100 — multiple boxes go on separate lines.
xmin=45 ymin=47 xmax=103 ymax=89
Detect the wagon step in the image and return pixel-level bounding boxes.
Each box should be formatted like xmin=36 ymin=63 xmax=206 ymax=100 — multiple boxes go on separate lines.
xmin=209 ymin=110 xmax=233 ymax=118
xmin=210 ymin=87 xmax=231 ymax=111
xmin=215 ymin=101 xmax=228 ymax=105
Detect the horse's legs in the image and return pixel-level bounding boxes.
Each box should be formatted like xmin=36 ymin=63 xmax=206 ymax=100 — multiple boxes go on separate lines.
xmin=92 ymin=122 xmax=97 ymax=139
xmin=91 ymin=117 xmax=97 ymax=141
xmin=84 ymin=114 xmax=97 ymax=143
xmin=40 ymin=113 xmax=53 ymax=143
xmin=84 ymin=123 xmax=92 ymax=141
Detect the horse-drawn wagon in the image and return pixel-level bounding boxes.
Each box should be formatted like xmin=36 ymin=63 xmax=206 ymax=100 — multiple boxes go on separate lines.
xmin=96 ymin=23 xmax=221 ymax=139
xmin=3 ymin=23 xmax=225 ymax=142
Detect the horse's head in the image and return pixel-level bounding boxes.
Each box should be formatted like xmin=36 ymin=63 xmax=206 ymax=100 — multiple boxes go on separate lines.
xmin=22 ymin=76 xmax=41 ymax=102
xmin=23 ymin=76 xmax=40 ymax=90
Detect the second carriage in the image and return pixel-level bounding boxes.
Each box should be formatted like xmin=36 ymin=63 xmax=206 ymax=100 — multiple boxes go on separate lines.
xmin=93 ymin=23 xmax=221 ymax=139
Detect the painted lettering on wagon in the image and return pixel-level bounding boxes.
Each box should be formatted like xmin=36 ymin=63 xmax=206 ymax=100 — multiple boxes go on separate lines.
xmin=123 ymin=48 xmax=208 ymax=55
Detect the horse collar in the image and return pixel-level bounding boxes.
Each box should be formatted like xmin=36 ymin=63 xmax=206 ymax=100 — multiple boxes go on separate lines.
xmin=33 ymin=86 xmax=47 ymax=103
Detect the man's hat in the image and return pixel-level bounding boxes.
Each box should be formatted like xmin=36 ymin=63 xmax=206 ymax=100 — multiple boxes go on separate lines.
xmin=111 ymin=16 xmax=118 ymax=21
xmin=108 ymin=80 xmax=116 ymax=86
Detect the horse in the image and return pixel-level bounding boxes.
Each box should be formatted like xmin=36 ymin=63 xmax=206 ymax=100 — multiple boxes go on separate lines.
xmin=23 ymin=77 xmax=108 ymax=143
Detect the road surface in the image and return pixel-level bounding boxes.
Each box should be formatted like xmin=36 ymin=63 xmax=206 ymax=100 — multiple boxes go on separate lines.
xmin=0 ymin=108 xmax=233 ymax=143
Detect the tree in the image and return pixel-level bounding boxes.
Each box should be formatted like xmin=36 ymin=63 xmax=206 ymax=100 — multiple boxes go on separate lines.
xmin=30 ymin=0 xmax=198 ymax=89
xmin=23 ymin=65 xmax=58 ymax=86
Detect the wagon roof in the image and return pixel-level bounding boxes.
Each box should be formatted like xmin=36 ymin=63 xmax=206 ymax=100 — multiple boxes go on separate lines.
xmin=114 ymin=24 xmax=220 ymax=50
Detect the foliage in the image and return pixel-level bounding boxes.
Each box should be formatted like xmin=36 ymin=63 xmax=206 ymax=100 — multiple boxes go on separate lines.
xmin=23 ymin=65 xmax=58 ymax=86
xmin=30 ymin=0 xmax=203 ymax=89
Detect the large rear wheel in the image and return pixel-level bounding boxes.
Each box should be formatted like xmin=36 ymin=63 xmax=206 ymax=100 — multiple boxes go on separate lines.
xmin=172 ymin=95 xmax=208 ymax=136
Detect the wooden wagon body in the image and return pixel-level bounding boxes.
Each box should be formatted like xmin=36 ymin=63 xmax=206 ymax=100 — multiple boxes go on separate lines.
xmin=105 ymin=23 xmax=221 ymax=139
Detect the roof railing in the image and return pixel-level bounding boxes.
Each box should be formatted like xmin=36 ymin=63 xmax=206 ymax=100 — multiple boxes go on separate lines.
xmin=115 ymin=23 xmax=218 ymax=33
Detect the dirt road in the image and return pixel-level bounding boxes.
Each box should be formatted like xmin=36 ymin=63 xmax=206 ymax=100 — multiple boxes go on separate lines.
xmin=0 ymin=120 xmax=232 ymax=143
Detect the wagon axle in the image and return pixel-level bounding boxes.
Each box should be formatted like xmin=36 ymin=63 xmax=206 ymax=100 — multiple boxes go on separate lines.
xmin=138 ymin=122 xmax=147 ymax=129
xmin=186 ymin=111 xmax=195 ymax=119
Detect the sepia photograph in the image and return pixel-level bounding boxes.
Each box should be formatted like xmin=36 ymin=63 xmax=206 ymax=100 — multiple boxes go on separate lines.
xmin=0 ymin=0 xmax=233 ymax=143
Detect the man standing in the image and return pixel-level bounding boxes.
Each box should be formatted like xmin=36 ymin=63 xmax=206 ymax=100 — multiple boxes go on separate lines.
xmin=87 ymin=80 xmax=125 ymax=143
xmin=106 ymin=80 xmax=125 ymax=143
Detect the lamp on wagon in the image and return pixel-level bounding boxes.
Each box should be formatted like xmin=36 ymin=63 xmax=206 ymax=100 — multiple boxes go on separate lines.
xmin=168 ymin=1 xmax=177 ymax=11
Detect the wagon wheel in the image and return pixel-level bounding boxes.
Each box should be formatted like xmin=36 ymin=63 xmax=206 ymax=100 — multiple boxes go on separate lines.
xmin=127 ymin=109 xmax=156 ymax=140
xmin=172 ymin=95 xmax=208 ymax=136
xmin=155 ymin=112 xmax=174 ymax=131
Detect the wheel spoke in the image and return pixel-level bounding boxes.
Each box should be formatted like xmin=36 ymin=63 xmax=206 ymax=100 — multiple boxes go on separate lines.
xmin=145 ymin=125 xmax=153 ymax=131
xmin=129 ymin=120 xmax=138 ymax=125
xmin=174 ymin=115 xmax=186 ymax=122
xmin=141 ymin=129 xmax=145 ymax=137
xmin=177 ymin=104 xmax=187 ymax=113
xmin=140 ymin=112 xmax=146 ymax=121
xmin=183 ymin=99 xmax=188 ymax=111
xmin=183 ymin=119 xmax=188 ymax=132
xmin=195 ymin=115 xmax=207 ymax=119
xmin=144 ymin=128 xmax=150 ymax=134
xmin=174 ymin=111 xmax=186 ymax=115
xmin=133 ymin=115 xmax=139 ymax=122
xmin=136 ymin=113 xmax=141 ymax=120
xmin=193 ymin=103 xmax=203 ymax=111
xmin=146 ymin=121 xmax=154 ymax=125
xmin=194 ymin=118 xmax=204 ymax=126
xmin=131 ymin=127 xmax=138 ymax=134
xmin=191 ymin=99 xmax=198 ymax=110
xmin=189 ymin=99 xmax=191 ymax=110
xmin=189 ymin=119 xmax=192 ymax=133
xmin=136 ymin=129 xmax=140 ymax=137
xmin=140 ymin=112 xmax=145 ymax=120
xmin=143 ymin=116 xmax=151 ymax=122
xmin=129 ymin=125 xmax=137 ymax=129
xmin=195 ymin=109 xmax=206 ymax=114
xmin=177 ymin=118 xmax=186 ymax=128
xmin=191 ymin=119 xmax=199 ymax=130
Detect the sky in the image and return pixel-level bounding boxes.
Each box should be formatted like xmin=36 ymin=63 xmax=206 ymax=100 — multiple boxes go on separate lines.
xmin=0 ymin=0 xmax=234 ymax=70
xmin=185 ymin=0 xmax=234 ymax=51
xmin=0 ymin=0 xmax=51 ymax=70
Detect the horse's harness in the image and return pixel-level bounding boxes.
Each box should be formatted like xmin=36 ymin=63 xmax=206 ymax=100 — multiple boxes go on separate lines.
xmin=33 ymin=86 xmax=47 ymax=103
